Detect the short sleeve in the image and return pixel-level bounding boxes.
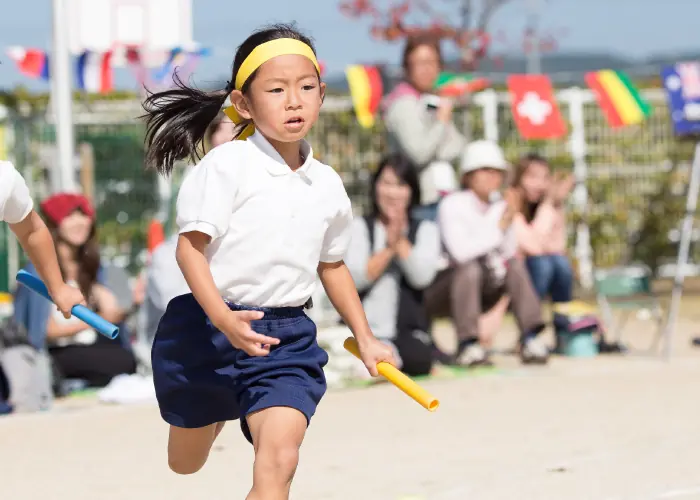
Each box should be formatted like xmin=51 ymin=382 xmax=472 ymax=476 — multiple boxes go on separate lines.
xmin=320 ymin=187 xmax=353 ymax=263
xmin=175 ymin=144 xmax=242 ymax=240
xmin=0 ymin=162 xmax=33 ymax=224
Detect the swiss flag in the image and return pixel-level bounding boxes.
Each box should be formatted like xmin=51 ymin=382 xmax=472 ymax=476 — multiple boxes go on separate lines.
xmin=507 ymin=74 xmax=566 ymax=139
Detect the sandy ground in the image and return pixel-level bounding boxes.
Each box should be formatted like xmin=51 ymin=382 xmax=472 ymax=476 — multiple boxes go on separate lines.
xmin=2 ymin=309 xmax=700 ymax=500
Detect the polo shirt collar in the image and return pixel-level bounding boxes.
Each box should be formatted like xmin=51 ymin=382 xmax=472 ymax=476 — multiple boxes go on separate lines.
xmin=248 ymin=131 xmax=314 ymax=176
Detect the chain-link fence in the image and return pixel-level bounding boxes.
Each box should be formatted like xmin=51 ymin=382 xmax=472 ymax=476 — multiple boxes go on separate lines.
xmin=1 ymin=89 xmax=697 ymax=294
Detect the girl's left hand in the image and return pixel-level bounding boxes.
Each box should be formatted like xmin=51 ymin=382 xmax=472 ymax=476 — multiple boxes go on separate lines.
xmin=357 ymin=337 xmax=398 ymax=377
xmin=559 ymin=173 xmax=576 ymax=197
xmin=551 ymin=172 xmax=575 ymax=202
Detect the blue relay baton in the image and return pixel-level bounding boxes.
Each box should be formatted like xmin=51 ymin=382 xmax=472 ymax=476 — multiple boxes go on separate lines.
xmin=15 ymin=270 xmax=119 ymax=340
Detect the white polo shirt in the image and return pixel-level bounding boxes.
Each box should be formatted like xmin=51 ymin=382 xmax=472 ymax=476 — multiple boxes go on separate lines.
xmin=0 ymin=161 xmax=33 ymax=224
xmin=176 ymin=131 xmax=353 ymax=308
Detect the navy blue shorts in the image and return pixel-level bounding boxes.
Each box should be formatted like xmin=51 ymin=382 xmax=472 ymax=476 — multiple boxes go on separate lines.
xmin=151 ymin=293 xmax=329 ymax=444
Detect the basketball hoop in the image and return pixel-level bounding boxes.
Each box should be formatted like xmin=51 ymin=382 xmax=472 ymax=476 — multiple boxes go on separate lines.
xmin=68 ymin=0 xmax=193 ymax=68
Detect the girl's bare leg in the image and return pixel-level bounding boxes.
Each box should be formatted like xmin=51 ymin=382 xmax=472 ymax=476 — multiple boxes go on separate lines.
xmin=167 ymin=421 xmax=225 ymax=474
xmin=245 ymin=407 xmax=308 ymax=500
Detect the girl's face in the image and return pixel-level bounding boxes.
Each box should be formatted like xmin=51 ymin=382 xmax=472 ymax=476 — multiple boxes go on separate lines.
xmin=210 ymin=117 xmax=236 ymax=148
xmin=375 ymin=166 xmax=412 ymax=218
xmin=58 ymin=210 xmax=93 ymax=247
xmin=520 ymin=161 xmax=551 ymax=203
xmin=467 ymin=168 xmax=505 ymax=201
xmin=231 ymin=54 xmax=325 ymax=144
xmin=406 ymin=44 xmax=441 ymax=94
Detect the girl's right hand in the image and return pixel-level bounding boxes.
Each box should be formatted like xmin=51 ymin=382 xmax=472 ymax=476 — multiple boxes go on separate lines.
xmin=216 ymin=310 xmax=281 ymax=356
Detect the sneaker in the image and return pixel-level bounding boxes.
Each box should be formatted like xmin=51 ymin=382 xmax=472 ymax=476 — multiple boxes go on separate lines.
xmin=456 ymin=343 xmax=493 ymax=368
xmin=432 ymin=345 xmax=454 ymax=366
xmin=598 ymin=339 xmax=628 ymax=354
xmin=521 ymin=336 xmax=549 ymax=364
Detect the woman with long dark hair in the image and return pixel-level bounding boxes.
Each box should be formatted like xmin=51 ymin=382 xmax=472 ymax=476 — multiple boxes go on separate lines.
xmin=345 ymin=153 xmax=441 ymax=376
xmin=13 ymin=194 xmax=136 ymax=388
xmin=511 ymin=153 xmax=574 ymax=303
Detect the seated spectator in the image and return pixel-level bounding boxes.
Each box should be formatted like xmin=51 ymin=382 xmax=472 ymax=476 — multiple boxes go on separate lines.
xmin=12 ymin=193 xmax=136 ymax=389
xmin=425 ymin=140 xmax=548 ymax=367
xmin=512 ymin=155 xmax=625 ymax=353
xmin=345 ymin=154 xmax=441 ymax=376
xmin=511 ymin=153 xmax=574 ymax=305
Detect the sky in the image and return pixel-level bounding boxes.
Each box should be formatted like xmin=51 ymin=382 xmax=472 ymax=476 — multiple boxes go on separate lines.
xmin=0 ymin=0 xmax=698 ymax=91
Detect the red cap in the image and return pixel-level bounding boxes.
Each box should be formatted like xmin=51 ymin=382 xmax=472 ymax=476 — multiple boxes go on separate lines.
xmin=40 ymin=193 xmax=95 ymax=225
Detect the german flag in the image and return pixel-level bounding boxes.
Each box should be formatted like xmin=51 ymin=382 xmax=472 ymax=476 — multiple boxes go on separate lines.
xmin=345 ymin=65 xmax=385 ymax=129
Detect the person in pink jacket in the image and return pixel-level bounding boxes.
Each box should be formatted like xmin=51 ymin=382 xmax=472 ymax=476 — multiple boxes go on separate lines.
xmin=511 ymin=153 xmax=574 ymax=304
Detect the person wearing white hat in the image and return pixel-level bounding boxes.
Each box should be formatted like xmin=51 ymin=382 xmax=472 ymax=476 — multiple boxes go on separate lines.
xmin=424 ymin=140 xmax=549 ymax=366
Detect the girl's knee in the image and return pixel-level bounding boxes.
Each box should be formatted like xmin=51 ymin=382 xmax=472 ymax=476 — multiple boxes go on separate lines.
xmin=168 ymin=453 xmax=207 ymax=475
xmin=255 ymin=445 xmax=300 ymax=480
xmin=166 ymin=423 xmax=221 ymax=475
xmin=551 ymin=257 xmax=573 ymax=283
xmin=551 ymin=254 xmax=571 ymax=270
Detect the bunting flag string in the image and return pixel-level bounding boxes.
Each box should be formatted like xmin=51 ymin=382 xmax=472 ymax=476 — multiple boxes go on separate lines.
xmin=4 ymin=45 xmax=211 ymax=94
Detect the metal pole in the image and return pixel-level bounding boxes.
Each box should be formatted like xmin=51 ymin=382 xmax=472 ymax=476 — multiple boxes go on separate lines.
xmin=51 ymin=0 xmax=76 ymax=192
xmin=663 ymin=141 xmax=700 ymax=360
xmin=566 ymin=87 xmax=593 ymax=290
xmin=526 ymin=0 xmax=541 ymax=74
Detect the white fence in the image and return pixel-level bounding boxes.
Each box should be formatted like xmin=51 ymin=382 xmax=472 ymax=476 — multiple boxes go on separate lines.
xmin=1 ymin=87 xmax=694 ymax=312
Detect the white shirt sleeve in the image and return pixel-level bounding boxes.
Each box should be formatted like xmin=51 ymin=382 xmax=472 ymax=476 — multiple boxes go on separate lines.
xmin=0 ymin=162 xmax=34 ymax=224
xmin=320 ymin=186 xmax=353 ymax=263
xmin=175 ymin=145 xmax=242 ymax=240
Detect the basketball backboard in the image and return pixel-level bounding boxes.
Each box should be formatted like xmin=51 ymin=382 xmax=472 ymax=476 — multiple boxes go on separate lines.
xmin=67 ymin=0 xmax=193 ymax=67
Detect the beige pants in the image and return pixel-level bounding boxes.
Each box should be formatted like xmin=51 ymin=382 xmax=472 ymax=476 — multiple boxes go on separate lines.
xmin=425 ymin=258 xmax=544 ymax=343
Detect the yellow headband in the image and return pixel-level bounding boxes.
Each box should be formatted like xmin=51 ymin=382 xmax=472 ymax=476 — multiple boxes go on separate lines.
xmin=224 ymin=38 xmax=320 ymax=140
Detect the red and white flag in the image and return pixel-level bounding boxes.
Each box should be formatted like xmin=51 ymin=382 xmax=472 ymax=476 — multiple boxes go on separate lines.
xmin=507 ymin=74 xmax=566 ymax=139
xmin=6 ymin=47 xmax=49 ymax=80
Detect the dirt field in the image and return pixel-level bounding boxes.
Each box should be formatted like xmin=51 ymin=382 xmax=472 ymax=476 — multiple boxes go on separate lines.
xmin=2 ymin=308 xmax=700 ymax=500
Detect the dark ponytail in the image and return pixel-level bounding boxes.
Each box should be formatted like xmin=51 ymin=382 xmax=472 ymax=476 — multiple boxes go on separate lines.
xmin=142 ymin=72 xmax=229 ymax=175
xmin=142 ymin=22 xmax=317 ymax=176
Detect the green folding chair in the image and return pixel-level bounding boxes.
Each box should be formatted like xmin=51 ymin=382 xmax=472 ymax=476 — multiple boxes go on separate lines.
xmin=594 ymin=264 xmax=665 ymax=353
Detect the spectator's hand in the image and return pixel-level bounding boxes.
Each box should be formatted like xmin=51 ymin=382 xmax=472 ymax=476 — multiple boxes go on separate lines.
xmin=357 ymin=337 xmax=398 ymax=377
xmin=50 ymin=283 xmax=86 ymax=319
xmin=385 ymin=206 xmax=406 ymax=249
xmin=553 ymin=172 xmax=575 ymax=203
xmin=386 ymin=223 xmax=402 ymax=249
xmin=436 ymin=97 xmax=454 ymax=123
xmin=215 ymin=310 xmax=281 ymax=356
xmin=499 ymin=188 xmax=520 ymax=231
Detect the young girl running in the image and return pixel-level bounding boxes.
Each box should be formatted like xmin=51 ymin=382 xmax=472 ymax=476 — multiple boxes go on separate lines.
xmin=142 ymin=24 xmax=396 ymax=498
xmin=0 ymin=161 xmax=84 ymax=316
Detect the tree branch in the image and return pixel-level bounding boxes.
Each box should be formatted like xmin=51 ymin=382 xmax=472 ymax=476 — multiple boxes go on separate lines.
xmin=339 ymin=0 xmax=525 ymax=69
xmin=477 ymin=0 xmax=513 ymax=31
